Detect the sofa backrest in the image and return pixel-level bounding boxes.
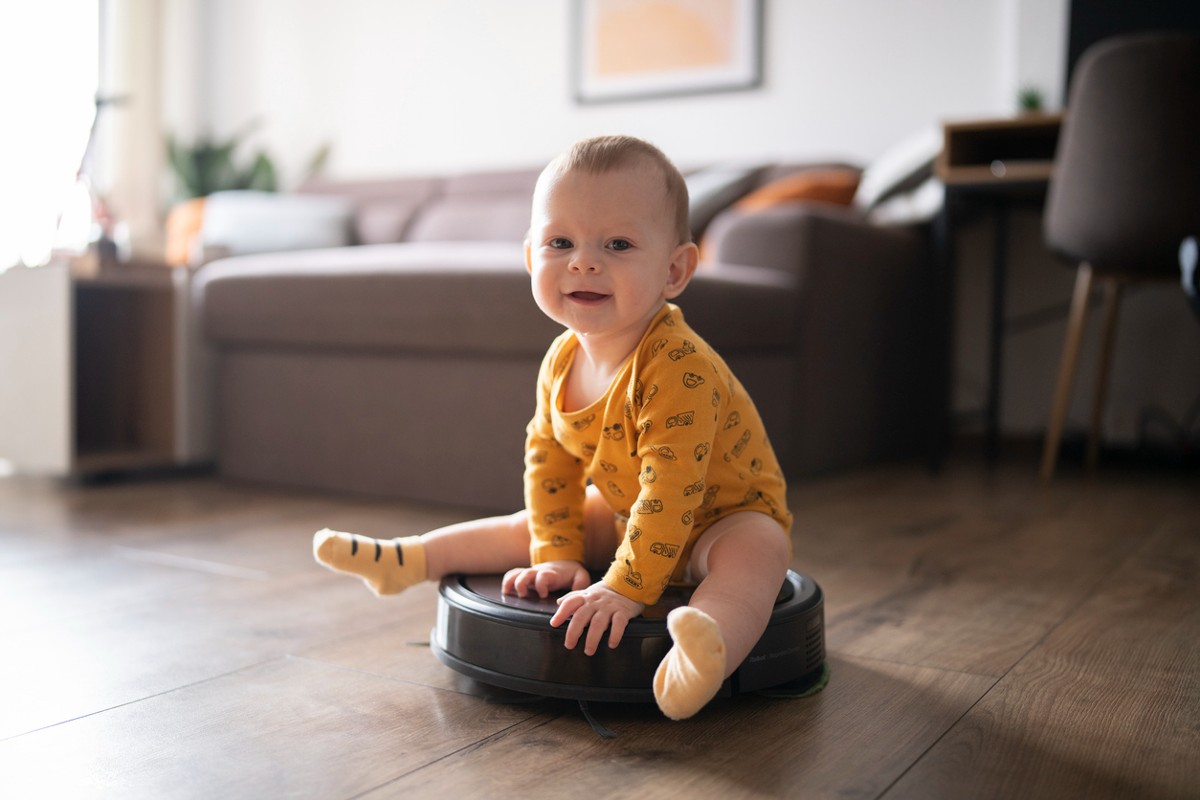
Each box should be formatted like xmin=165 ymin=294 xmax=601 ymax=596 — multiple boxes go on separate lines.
xmin=299 ymin=176 xmax=441 ymax=246
xmin=404 ymin=168 xmax=539 ymax=245
xmin=299 ymin=168 xmax=539 ymax=247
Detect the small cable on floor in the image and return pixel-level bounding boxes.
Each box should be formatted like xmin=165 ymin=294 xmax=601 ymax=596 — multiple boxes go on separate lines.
xmin=578 ymin=700 xmax=618 ymax=739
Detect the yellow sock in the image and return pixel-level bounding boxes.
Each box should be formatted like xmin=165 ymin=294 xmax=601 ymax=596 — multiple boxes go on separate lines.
xmin=312 ymin=529 xmax=426 ymax=596
xmin=653 ymin=606 xmax=727 ymax=720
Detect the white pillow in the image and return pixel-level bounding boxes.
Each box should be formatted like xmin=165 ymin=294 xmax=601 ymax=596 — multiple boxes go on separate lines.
xmin=866 ymin=177 xmax=946 ymax=226
xmin=201 ymin=191 xmax=353 ymax=256
xmin=853 ymin=126 xmax=943 ymax=212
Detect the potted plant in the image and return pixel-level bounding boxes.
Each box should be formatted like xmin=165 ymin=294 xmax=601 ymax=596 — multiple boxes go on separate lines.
xmin=1018 ymin=86 xmax=1045 ymax=114
xmin=163 ymin=123 xmax=329 ymax=266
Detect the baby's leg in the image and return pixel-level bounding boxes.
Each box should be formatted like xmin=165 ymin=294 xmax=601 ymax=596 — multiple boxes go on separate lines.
xmin=314 ymin=510 xmax=530 ymax=596
xmin=314 ymin=485 xmax=621 ymax=597
xmin=653 ymin=511 xmax=790 ymax=719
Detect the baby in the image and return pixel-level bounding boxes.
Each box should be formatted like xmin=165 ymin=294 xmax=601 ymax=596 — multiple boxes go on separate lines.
xmin=314 ymin=135 xmax=793 ymax=720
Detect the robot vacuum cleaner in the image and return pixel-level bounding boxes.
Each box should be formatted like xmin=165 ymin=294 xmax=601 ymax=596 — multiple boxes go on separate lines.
xmin=431 ymin=569 xmax=825 ymax=704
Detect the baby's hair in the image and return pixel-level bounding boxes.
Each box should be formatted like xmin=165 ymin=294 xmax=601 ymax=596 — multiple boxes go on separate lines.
xmin=541 ymin=135 xmax=692 ymax=245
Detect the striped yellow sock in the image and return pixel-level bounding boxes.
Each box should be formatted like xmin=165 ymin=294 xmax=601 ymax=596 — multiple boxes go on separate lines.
xmin=312 ymin=529 xmax=426 ymax=596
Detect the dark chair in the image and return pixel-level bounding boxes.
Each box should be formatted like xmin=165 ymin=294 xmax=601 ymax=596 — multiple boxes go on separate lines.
xmin=1040 ymin=32 xmax=1200 ymax=480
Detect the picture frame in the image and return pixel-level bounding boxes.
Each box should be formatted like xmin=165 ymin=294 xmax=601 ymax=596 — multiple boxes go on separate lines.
xmin=572 ymin=0 xmax=764 ymax=104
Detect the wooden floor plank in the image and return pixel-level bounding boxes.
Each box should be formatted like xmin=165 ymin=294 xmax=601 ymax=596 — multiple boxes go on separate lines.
xmin=361 ymin=655 xmax=995 ymax=800
xmin=0 ymin=566 xmax=438 ymax=741
xmin=793 ymin=468 xmax=1187 ymax=677
xmin=883 ymin=508 xmax=1200 ymax=800
xmin=0 ymin=657 xmax=544 ymax=798
xmin=295 ymin=588 xmax=477 ymax=697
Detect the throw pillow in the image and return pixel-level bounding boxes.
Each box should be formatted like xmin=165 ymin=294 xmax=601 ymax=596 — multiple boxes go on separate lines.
xmin=200 ymin=191 xmax=354 ymax=257
xmin=733 ymin=168 xmax=861 ymax=213
xmin=698 ymin=168 xmax=860 ymax=263
xmin=853 ymin=125 xmax=942 ymax=211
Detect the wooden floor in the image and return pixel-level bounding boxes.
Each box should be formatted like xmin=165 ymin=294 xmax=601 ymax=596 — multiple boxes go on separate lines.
xmin=0 ymin=456 xmax=1196 ymax=799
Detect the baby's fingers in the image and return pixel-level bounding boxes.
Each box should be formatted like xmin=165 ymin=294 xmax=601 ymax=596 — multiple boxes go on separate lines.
xmin=500 ymin=568 xmax=524 ymax=595
xmin=505 ymin=568 xmax=532 ymax=596
xmin=583 ymin=611 xmax=614 ymax=656
xmin=550 ymin=593 xmax=584 ymax=628
xmin=534 ymin=569 xmax=561 ymax=599
xmin=570 ymin=567 xmax=590 ymax=592
xmin=565 ymin=606 xmax=599 ymax=652
xmin=607 ymin=613 xmax=630 ymax=650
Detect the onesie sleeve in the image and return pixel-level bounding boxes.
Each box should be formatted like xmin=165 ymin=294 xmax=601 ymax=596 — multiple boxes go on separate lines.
xmin=601 ymin=334 xmax=720 ymax=605
xmin=524 ymin=338 xmax=589 ymax=565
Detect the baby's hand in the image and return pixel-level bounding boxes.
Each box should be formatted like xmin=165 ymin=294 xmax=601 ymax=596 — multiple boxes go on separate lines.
xmin=502 ymin=560 xmax=590 ymax=599
xmin=550 ymin=582 xmax=646 ymax=656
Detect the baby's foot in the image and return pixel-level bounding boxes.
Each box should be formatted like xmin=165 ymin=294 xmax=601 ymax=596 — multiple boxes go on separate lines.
xmin=312 ymin=529 xmax=426 ymax=596
xmin=653 ymin=606 xmax=727 ymax=720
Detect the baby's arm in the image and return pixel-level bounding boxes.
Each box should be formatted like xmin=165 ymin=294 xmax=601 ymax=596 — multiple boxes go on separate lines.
xmin=550 ymin=582 xmax=646 ymax=655
xmin=523 ymin=344 xmax=590 ymax=566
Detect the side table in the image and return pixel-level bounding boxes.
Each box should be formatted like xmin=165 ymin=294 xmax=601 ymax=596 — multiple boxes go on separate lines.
xmin=0 ymin=257 xmax=201 ymax=476
xmin=934 ymin=114 xmax=1061 ymax=460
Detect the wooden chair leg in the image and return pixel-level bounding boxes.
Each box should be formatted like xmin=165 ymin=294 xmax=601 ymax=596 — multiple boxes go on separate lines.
xmin=1041 ymin=264 xmax=1095 ymax=481
xmin=1087 ymin=278 xmax=1122 ymax=471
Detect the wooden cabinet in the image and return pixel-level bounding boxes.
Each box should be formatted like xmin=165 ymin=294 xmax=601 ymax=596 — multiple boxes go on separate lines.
xmin=0 ymin=260 xmax=196 ymax=475
xmin=936 ymin=114 xmax=1062 ymax=186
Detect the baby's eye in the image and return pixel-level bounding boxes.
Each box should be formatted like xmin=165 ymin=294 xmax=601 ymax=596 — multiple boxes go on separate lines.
xmin=548 ymin=237 xmax=573 ymax=250
xmin=608 ymin=239 xmax=633 ymax=252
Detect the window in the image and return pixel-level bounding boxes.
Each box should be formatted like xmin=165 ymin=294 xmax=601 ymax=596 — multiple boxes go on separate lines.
xmin=0 ymin=1 xmax=100 ymax=271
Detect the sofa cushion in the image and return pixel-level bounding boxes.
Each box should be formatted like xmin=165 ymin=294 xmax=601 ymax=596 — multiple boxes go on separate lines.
xmin=405 ymin=168 xmax=540 ymax=244
xmin=199 ymin=242 xmax=564 ymax=356
xmin=353 ymin=199 xmax=427 ymax=245
xmin=405 ymin=195 xmax=533 ymax=243
xmin=198 ymin=241 xmax=796 ymax=357
xmin=299 ymin=176 xmax=442 ymax=245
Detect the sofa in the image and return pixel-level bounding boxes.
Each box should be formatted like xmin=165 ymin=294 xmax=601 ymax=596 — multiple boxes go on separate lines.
xmin=192 ymin=157 xmax=938 ymax=511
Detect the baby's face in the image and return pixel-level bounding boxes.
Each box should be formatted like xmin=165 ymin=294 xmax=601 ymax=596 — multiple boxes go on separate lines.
xmin=526 ymin=163 xmax=696 ymax=356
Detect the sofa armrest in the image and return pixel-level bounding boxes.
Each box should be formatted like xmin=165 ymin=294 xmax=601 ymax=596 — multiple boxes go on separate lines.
xmin=677 ymin=262 xmax=797 ymax=351
xmin=704 ymin=203 xmax=917 ymax=278
xmin=707 ymin=203 xmax=935 ymax=472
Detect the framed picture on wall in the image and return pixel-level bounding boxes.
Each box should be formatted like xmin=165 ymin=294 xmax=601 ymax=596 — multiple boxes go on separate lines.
xmin=572 ymin=0 xmax=764 ymax=104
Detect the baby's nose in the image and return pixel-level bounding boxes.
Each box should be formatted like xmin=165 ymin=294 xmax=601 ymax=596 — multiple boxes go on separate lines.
xmin=570 ymin=251 xmax=602 ymax=272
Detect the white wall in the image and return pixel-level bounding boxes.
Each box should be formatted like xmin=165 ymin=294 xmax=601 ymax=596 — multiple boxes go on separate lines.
xmin=167 ymin=0 xmax=1069 ymax=183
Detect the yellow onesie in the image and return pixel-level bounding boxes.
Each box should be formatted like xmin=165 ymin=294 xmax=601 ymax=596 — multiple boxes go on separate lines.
xmin=524 ymin=303 xmax=793 ymax=606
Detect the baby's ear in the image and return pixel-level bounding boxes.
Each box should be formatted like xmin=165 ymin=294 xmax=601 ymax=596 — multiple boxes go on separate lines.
xmin=524 ymin=239 xmax=533 ymax=274
xmin=663 ymin=242 xmax=699 ymax=299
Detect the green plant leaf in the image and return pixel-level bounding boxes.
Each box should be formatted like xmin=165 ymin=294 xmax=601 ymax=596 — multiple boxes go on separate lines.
xmin=244 ymin=152 xmax=278 ymax=192
xmin=302 ymin=143 xmax=333 ymax=184
xmin=164 ymin=125 xmax=278 ymax=200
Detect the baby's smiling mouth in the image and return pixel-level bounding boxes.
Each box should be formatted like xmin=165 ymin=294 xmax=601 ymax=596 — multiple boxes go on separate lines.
xmin=569 ymin=291 xmax=609 ymax=303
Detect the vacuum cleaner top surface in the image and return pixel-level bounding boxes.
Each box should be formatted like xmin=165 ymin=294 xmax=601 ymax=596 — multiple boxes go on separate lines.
xmin=431 ymin=569 xmax=825 ymax=704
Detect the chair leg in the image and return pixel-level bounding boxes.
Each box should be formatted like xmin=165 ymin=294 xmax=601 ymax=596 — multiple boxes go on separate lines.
xmin=1041 ymin=263 xmax=1095 ymax=481
xmin=1087 ymin=278 xmax=1122 ymax=471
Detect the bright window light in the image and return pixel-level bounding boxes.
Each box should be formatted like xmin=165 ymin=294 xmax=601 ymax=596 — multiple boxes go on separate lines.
xmin=0 ymin=2 xmax=99 ymax=272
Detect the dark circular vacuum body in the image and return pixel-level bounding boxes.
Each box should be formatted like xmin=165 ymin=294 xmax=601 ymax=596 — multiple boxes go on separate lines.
xmin=431 ymin=570 xmax=825 ymax=703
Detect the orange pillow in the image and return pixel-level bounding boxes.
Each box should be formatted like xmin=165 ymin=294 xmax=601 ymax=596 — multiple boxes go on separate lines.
xmin=698 ymin=169 xmax=861 ymax=263
xmin=733 ymin=169 xmax=861 ymax=212
xmin=164 ymin=196 xmax=207 ymax=266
